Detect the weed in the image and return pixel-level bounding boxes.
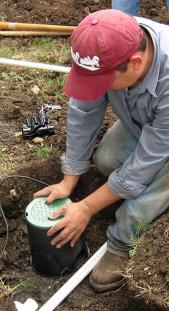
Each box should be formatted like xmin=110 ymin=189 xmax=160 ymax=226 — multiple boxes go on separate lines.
xmin=57 ymin=73 xmax=67 ymax=89
xmin=57 ymin=44 xmax=71 ymax=64
xmin=46 ymin=78 xmax=54 ymax=88
xmin=129 ymin=236 xmax=143 ymax=257
xmin=0 ymin=145 xmax=16 ymax=174
xmin=56 ymin=73 xmax=68 ymax=101
xmin=0 ymin=274 xmax=29 ymax=300
xmin=1 ymin=72 xmax=12 ymax=81
xmin=129 ymin=222 xmax=149 ymax=257
xmin=0 ymin=144 xmax=5 ymax=158
xmin=32 ymin=37 xmax=54 ymax=49
xmin=33 ymin=145 xmax=53 ymax=159
xmin=3 ymin=162 xmax=15 ymax=172
xmin=37 ymin=74 xmax=55 ymax=89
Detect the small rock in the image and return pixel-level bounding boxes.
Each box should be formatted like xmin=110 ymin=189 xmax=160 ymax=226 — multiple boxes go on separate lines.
xmin=32 ymin=137 xmax=44 ymax=144
xmin=10 ymin=189 xmax=17 ymax=197
xmin=54 ymin=121 xmax=58 ymax=127
xmin=14 ymin=131 xmax=22 ymax=137
xmin=31 ymin=85 xmax=40 ymax=95
xmin=26 ymin=143 xmax=34 ymax=150
xmin=144 ymin=267 xmax=149 ymax=271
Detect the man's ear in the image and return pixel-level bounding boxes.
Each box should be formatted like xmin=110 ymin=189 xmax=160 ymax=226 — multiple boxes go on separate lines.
xmin=130 ymin=55 xmax=143 ymax=71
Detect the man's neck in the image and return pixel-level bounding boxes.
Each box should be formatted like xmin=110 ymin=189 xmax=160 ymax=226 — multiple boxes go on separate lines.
xmin=129 ymin=31 xmax=154 ymax=89
xmin=140 ymin=31 xmax=154 ymax=81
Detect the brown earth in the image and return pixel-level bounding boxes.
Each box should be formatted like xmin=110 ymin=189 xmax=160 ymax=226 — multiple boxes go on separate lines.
xmin=0 ymin=0 xmax=169 ymax=311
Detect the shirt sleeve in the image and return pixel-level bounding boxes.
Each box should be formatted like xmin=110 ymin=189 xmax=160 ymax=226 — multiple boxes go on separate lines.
xmin=108 ymin=96 xmax=169 ymax=199
xmin=61 ymin=96 xmax=108 ymax=175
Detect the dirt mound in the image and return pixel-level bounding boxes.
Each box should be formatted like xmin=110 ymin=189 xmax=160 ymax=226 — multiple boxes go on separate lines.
xmin=0 ymin=0 xmax=110 ymax=25
xmin=0 ymin=0 xmax=169 ymax=25
xmin=127 ymin=211 xmax=169 ymax=310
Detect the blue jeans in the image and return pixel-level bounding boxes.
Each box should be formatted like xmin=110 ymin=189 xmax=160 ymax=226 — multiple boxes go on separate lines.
xmin=94 ymin=121 xmax=169 ymax=256
xmin=112 ymin=0 xmax=169 ymax=15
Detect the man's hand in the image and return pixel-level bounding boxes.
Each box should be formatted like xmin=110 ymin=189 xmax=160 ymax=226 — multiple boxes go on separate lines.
xmin=33 ymin=180 xmax=120 ymax=249
xmin=47 ymin=201 xmax=92 ymax=248
xmin=34 ymin=181 xmax=71 ymax=204
xmin=34 ymin=175 xmax=80 ymax=204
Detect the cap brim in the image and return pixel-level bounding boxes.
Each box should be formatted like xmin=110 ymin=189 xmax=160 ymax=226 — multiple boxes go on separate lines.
xmin=64 ymin=64 xmax=115 ymax=101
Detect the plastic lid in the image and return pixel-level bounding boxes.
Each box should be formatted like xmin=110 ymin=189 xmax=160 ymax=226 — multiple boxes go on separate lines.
xmin=25 ymin=196 xmax=71 ymax=229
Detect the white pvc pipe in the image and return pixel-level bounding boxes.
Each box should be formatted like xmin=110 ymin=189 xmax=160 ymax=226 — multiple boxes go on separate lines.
xmin=0 ymin=58 xmax=71 ymax=73
xmin=14 ymin=299 xmax=38 ymax=311
xmin=38 ymin=242 xmax=107 ymax=311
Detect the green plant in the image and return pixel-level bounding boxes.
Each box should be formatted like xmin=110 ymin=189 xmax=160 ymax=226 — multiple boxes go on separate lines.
xmin=0 ymin=37 xmax=70 ymax=65
xmin=57 ymin=44 xmax=71 ymax=64
xmin=129 ymin=222 xmax=149 ymax=257
xmin=3 ymin=161 xmax=15 ymax=172
xmin=33 ymin=145 xmax=53 ymax=159
xmin=1 ymin=72 xmax=12 ymax=81
xmin=0 ymin=144 xmax=5 ymax=158
xmin=57 ymin=73 xmax=67 ymax=89
xmin=56 ymin=73 xmax=68 ymax=101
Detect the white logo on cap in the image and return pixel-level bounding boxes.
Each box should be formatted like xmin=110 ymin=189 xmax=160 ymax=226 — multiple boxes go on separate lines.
xmin=71 ymin=48 xmax=100 ymax=71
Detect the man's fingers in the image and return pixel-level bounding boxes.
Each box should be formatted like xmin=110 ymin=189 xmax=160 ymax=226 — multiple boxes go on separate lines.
xmin=34 ymin=187 xmax=52 ymax=198
xmin=48 ymin=207 xmax=65 ymax=220
xmin=51 ymin=230 xmax=75 ymax=248
xmin=70 ymin=232 xmax=81 ymax=247
xmin=45 ymin=190 xmax=61 ymax=204
xmin=47 ymin=218 xmax=67 ymax=236
xmin=34 ymin=187 xmax=63 ymax=204
xmin=56 ymin=232 xmax=75 ymax=248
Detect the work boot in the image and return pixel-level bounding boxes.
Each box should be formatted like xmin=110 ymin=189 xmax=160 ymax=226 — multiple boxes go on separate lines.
xmin=89 ymin=250 xmax=128 ymax=292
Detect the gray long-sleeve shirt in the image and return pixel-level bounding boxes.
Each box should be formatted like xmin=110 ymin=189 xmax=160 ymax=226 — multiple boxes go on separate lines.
xmin=61 ymin=17 xmax=169 ymax=199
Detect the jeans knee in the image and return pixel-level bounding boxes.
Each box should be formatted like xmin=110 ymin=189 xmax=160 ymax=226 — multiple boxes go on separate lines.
xmin=94 ymin=150 xmax=113 ymax=176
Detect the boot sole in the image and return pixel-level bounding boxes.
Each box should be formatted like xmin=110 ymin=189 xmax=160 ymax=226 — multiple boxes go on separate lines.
xmin=89 ymin=275 xmax=126 ymax=293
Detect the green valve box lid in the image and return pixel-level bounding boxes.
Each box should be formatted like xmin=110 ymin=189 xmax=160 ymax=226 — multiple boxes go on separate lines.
xmin=25 ymin=196 xmax=71 ymax=229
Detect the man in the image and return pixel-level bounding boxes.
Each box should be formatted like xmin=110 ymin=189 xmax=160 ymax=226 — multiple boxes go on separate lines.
xmin=34 ymin=9 xmax=169 ymax=292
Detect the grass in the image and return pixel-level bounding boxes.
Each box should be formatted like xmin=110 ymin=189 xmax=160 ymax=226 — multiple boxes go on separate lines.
xmin=0 ymin=275 xmax=29 ymax=300
xmin=32 ymin=145 xmax=53 ymax=159
xmin=0 ymin=144 xmax=16 ymax=174
xmin=0 ymin=144 xmax=5 ymax=158
xmin=0 ymin=162 xmax=16 ymax=175
xmin=129 ymin=222 xmax=149 ymax=257
xmin=0 ymin=37 xmax=71 ymax=64
xmin=2 ymin=162 xmax=15 ymax=172
xmin=56 ymin=73 xmax=68 ymax=101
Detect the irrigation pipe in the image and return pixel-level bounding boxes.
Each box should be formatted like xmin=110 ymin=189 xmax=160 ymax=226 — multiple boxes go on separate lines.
xmin=0 ymin=22 xmax=76 ymax=32
xmin=0 ymin=58 xmax=71 ymax=73
xmin=14 ymin=242 xmax=107 ymax=311
xmin=39 ymin=242 xmax=107 ymax=311
xmin=0 ymin=31 xmax=73 ymax=36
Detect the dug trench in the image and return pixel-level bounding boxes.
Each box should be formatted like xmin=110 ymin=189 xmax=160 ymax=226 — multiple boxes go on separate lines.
xmin=1 ymin=156 xmax=169 ymax=311
xmin=0 ymin=0 xmax=169 ymax=310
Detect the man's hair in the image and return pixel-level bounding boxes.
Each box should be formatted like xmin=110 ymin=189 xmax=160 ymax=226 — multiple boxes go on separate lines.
xmin=117 ymin=27 xmax=147 ymax=73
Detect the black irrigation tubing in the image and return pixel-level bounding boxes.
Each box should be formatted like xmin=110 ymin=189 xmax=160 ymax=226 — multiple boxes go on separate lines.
xmin=0 ymin=174 xmax=49 ymax=259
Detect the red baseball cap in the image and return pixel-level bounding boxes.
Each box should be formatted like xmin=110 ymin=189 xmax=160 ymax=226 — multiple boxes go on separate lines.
xmin=64 ymin=9 xmax=143 ymax=101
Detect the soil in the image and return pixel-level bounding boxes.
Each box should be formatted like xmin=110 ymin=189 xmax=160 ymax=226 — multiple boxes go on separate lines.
xmin=0 ymin=1 xmax=169 ymax=311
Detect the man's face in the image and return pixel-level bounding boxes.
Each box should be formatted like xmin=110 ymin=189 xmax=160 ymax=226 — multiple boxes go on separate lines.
xmin=109 ymin=56 xmax=144 ymax=90
xmin=109 ymin=70 xmax=137 ymax=90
